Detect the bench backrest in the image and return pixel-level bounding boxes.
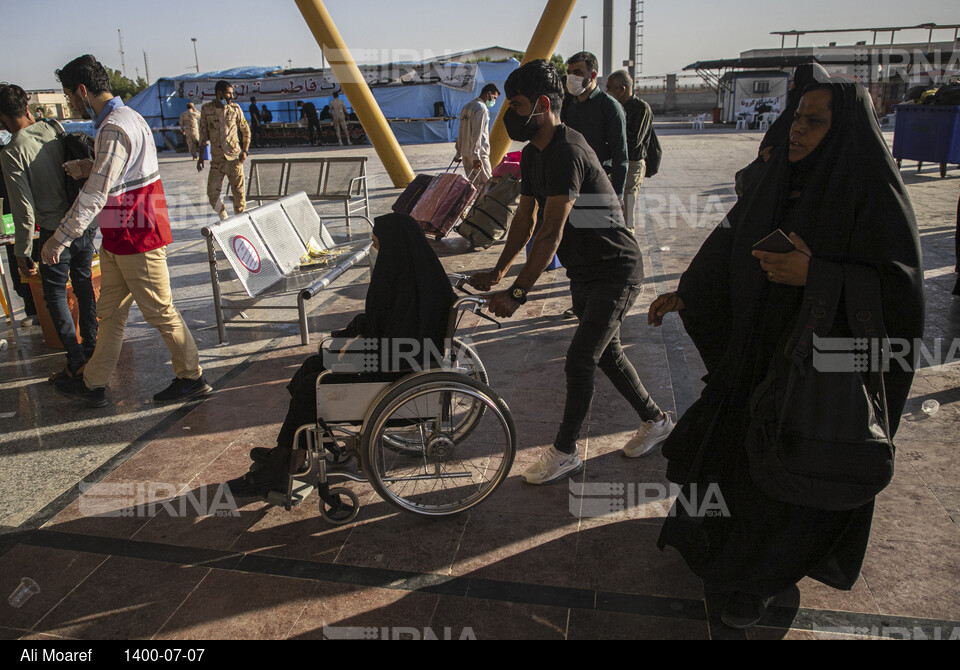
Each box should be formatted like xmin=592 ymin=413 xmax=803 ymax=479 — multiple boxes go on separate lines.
xmin=247 ymin=157 xmax=367 ymax=201
xmin=322 ymin=157 xmax=365 ymax=197
xmin=247 ymin=201 xmax=307 ymax=275
xmin=208 ymin=215 xmax=285 ymax=298
xmin=280 ymin=195 xmax=336 ymax=250
xmin=247 ymin=159 xmax=286 ymax=200
xmin=205 ymin=192 xmax=335 ymax=297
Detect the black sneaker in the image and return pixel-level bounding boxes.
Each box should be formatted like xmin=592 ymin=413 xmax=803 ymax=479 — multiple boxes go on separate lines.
xmin=720 ymin=592 xmax=775 ymax=629
xmin=227 ymin=460 xmax=289 ymax=498
xmin=53 ymin=375 xmax=107 ymax=408
xmin=153 ymin=376 xmax=213 ymax=405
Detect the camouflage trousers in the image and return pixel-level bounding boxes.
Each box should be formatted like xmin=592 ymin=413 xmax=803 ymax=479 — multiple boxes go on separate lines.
xmin=207 ymin=157 xmax=246 ymax=215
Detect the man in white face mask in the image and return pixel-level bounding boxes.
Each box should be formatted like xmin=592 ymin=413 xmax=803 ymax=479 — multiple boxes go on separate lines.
xmin=561 ymin=52 xmax=628 ymax=198
xmin=454 ymin=83 xmax=500 ymax=187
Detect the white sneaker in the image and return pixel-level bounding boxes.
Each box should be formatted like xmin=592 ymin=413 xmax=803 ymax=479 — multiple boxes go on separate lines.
xmin=521 ymin=446 xmax=584 ymax=485
xmin=623 ymin=413 xmax=675 ymax=458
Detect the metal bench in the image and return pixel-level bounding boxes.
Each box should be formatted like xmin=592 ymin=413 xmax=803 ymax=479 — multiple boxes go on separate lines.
xmin=246 ymin=156 xmax=370 ymax=235
xmin=201 ymin=192 xmax=373 ymax=345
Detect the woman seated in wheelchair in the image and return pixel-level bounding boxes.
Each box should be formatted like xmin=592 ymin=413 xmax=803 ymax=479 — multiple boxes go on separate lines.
xmin=227 ymin=212 xmax=455 ymax=497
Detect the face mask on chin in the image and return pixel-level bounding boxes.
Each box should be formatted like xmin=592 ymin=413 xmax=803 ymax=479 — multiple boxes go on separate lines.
xmin=72 ymin=89 xmax=95 ymax=120
xmin=502 ymin=99 xmax=543 ymax=142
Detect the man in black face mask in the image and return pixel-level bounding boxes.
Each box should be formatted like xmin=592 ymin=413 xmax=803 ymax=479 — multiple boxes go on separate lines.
xmin=470 ymin=59 xmax=672 ymax=487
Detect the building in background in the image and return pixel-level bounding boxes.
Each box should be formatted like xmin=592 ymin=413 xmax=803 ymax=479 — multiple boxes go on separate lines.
xmin=26 ymin=90 xmax=75 ymax=120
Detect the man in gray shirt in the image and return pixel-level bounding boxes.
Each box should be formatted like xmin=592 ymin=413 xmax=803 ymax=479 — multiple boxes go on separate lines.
xmin=0 ymin=83 xmax=97 ymax=378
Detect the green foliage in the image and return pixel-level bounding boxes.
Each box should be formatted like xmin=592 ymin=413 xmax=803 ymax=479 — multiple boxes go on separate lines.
xmin=512 ymin=52 xmax=567 ymax=76
xmin=107 ymin=68 xmax=148 ymax=101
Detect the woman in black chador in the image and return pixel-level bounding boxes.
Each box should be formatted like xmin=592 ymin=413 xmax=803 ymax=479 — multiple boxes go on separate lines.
xmin=228 ymin=212 xmax=455 ymax=497
xmin=649 ymin=81 xmax=925 ymax=628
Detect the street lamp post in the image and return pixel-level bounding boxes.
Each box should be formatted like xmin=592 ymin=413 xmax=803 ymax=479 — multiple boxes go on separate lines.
xmin=580 ymin=15 xmax=588 ymax=51
xmin=191 ymin=38 xmax=200 ymax=73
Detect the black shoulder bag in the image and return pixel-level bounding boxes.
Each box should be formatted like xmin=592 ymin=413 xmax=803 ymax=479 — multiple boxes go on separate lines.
xmin=45 ymin=119 xmax=95 ymax=204
xmin=644 ymin=127 xmax=662 ymax=178
xmin=745 ymin=262 xmax=894 ymax=511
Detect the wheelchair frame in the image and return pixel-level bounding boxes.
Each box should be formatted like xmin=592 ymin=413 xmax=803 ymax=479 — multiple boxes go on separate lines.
xmin=265 ymin=278 xmax=516 ymax=524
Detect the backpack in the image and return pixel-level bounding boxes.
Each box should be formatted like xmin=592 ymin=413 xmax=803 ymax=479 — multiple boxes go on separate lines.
xmin=644 ymin=127 xmax=662 ymax=177
xmin=45 ymin=120 xmax=95 ymax=203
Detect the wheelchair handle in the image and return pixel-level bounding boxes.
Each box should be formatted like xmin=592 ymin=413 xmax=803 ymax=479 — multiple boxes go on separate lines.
xmin=447 ymin=294 xmax=500 ymax=338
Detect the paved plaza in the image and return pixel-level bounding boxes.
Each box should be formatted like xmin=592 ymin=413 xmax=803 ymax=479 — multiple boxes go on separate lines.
xmin=0 ymin=124 xmax=958 ymax=639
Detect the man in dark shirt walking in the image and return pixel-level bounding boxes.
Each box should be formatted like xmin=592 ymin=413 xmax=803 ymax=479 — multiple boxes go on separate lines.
xmin=606 ymin=70 xmax=655 ymax=231
xmin=561 ymin=51 xmax=628 ymax=198
xmin=297 ymin=101 xmax=321 ymax=146
xmin=470 ymin=60 xmax=673 ymax=486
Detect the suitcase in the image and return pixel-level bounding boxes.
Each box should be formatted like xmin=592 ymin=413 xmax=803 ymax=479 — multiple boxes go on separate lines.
xmin=458 ymin=176 xmax=521 ymax=249
xmin=392 ymin=174 xmax=433 ymax=215
xmin=492 ymin=151 xmax=522 ymax=179
xmin=410 ymin=172 xmax=477 ymax=240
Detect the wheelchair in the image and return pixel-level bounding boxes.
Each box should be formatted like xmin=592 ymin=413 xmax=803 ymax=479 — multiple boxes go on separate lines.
xmin=263 ymin=275 xmax=516 ymax=525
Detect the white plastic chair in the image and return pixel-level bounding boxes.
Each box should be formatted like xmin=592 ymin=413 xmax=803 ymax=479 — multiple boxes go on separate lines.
xmin=735 ymin=116 xmax=749 ymax=130
xmin=690 ymin=113 xmax=706 ymax=130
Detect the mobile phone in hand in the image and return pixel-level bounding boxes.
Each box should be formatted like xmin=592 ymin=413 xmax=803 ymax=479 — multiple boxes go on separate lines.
xmin=753 ymin=229 xmax=796 ymax=254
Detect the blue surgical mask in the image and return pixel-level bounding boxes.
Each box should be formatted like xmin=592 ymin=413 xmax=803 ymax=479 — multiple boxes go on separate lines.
xmin=485 ymin=99 xmax=496 ymax=109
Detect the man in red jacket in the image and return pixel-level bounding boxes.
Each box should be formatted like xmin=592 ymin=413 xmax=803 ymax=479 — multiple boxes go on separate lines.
xmin=42 ymin=55 xmax=211 ymax=408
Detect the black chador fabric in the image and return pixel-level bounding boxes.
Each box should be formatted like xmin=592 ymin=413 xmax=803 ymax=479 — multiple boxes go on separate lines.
xmin=277 ymin=212 xmax=455 ymax=450
xmin=659 ymin=82 xmax=925 ymax=596
xmin=954 ymin=191 xmax=959 ymax=295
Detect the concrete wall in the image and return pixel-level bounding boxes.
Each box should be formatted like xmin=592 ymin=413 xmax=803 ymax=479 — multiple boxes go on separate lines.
xmin=635 ymin=89 xmax=717 ymax=115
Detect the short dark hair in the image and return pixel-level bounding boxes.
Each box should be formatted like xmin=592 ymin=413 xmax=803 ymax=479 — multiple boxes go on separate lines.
xmin=0 ymin=84 xmax=29 ymax=120
xmin=504 ymin=59 xmax=563 ymax=116
xmin=215 ymin=80 xmax=232 ymax=96
xmin=480 ymin=83 xmax=501 ymax=97
xmin=566 ymin=51 xmax=599 ymax=75
xmin=56 ymin=55 xmax=112 ymax=94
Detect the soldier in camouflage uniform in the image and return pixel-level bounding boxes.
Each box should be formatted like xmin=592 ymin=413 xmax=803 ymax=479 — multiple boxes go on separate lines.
xmin=198 ymin=81 xmax=250 ymax=219
xmin=179 ymin=102 xmax=201 ymax=159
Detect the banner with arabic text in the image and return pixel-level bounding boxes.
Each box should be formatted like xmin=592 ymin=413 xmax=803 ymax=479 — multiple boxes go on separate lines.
xmin=175 ymin=63 xmax=479 ymax=102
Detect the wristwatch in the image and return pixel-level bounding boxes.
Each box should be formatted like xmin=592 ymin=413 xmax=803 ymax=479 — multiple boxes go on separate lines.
xmin=508 ymin=284 xmax=528 ymax=304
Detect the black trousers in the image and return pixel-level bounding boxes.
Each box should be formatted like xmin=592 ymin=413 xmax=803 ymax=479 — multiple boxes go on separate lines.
xmin=554 ymin=279 xmax=661 ymax=453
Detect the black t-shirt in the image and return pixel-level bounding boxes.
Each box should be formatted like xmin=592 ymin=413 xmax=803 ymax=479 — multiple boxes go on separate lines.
xmin=520 ymin=125 xmax=643 ymax=284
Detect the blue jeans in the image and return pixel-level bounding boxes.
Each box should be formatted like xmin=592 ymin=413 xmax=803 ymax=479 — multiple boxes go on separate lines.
xmin=554 ymin=280 xmax=661 ymax=454
xmin=38 ymin=228 xmax=98 ymax=371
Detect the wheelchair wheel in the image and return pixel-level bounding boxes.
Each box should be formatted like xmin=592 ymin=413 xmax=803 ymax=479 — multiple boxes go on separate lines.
xmin=382 ymin=338 xmax=488 ymax=456
xmin=319 ymin=487 xmax=360 ymax=524
xmin=451 ymin=337 xmax=488 ymax=385
xmin=361 ymin=372 xmax=515 ymax=517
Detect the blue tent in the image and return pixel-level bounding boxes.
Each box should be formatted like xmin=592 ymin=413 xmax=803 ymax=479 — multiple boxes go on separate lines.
xmin=122 ymin=60 xmax=519 ymax=149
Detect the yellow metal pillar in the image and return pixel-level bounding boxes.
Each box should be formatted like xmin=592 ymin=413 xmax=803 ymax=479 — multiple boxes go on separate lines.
xmin=294 ymin=0 xmax=416 ymax=188
xmin=488 ymin=0 xmax=578 ymax=168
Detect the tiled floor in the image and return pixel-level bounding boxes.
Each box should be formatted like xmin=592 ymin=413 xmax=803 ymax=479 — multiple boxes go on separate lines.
xmin=1 ymin=127 xmax=958 ymax=639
